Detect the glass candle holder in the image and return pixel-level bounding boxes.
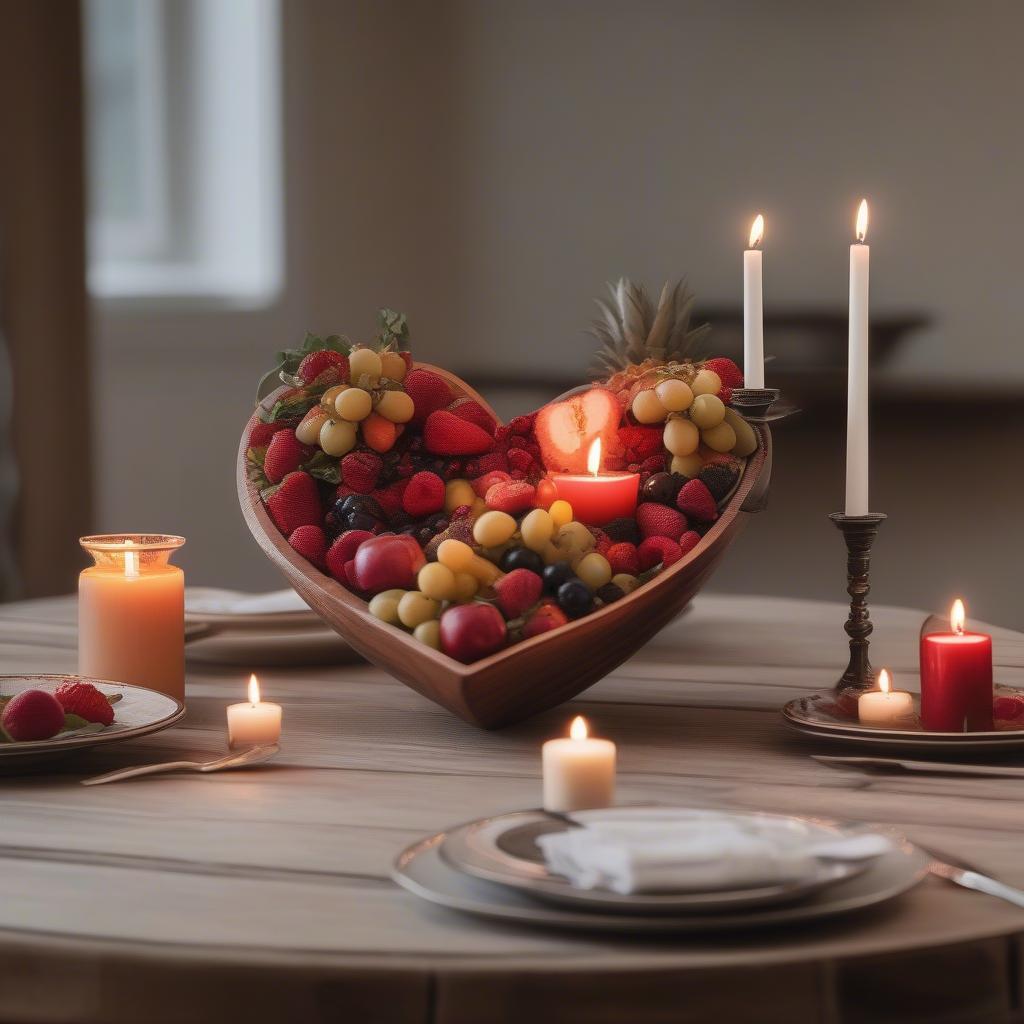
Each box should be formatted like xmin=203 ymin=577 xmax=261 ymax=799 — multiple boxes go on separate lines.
xmin=78 ymin=535 xmax=186 ymax=702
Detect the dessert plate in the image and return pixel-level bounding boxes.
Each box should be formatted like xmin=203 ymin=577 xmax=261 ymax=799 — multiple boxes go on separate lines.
xmin=783 ymin=685 xmax=1024 ymax=753
xmin=393 ymin=822 xmax=928 ymax=934
xmin=0 ymin=675 xmax=184 ymax=770
xmin=439 ymin=808 xmax=868 ymax=914
xmin=238 ymin=364 xmax=772 ymax=729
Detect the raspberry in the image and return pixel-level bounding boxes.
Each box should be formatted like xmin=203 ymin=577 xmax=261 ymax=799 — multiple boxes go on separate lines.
xmin=485 ymin=480 xmax=536 ymax=515
xmin=341 ymin=451 xmax=383 ymax=494
xmin=618 ymin=425 xmax=663 ymax=461
xmin=402 ymin=471 xmax=445 ymax=517
xmin=508 ymin=414 xmax=535 ymax=436
xmin=373 ymin=479 xmax=409 ymax=520
xmin=450 ymin=504 xmax=473 ymax=520
xmin=637 ymin=535 xmax=683 ymax=571
xmin=467 ymin=452 xmax=509 ymax=477
xmin=506 ymin=448 xmax=534 ymax=474
xmin=606 ymin=542 xmax=640 ymax=575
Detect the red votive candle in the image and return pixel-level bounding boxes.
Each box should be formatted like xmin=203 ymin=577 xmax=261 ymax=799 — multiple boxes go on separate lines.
xmin=920 ymin=599 xmax=993 ymax=732
xmin=551 ymin=438 xmax=639 ymax=526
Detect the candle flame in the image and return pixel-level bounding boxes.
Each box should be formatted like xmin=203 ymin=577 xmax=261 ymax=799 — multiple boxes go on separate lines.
xmin=570 ymin=715 xmax=588 ymax=741
xmin=587 ymin=437 xmax=602 ymax=477
xmin=951 ymin=598 xmax=965 ymax=636
xmin=878 ymin=669 xmax=891 ymax=695
xmin=248 ymin=673 xmax=261 ymax=706
xmin=123 ymin=541 xmax=139 ymax=578
xmin=748 ymin=214 xmax=764 ymax=249
xmin=855 ymin=199 xmax=869 ymax=243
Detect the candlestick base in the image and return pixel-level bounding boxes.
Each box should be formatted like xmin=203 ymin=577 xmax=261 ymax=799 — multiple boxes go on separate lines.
xmin=830 ymin=512 xmax=886 ymax=694
xmin=730 ymin=387 xmax=781 ymax=420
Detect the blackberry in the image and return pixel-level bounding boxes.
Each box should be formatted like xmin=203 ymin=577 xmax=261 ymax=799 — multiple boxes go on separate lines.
xmin=698 ymin=463 xmax=738 ymax=503
xmin=596 ymin=582 xmax=625 ymax=604
xmin=603 ymin=517 xmax=640 ymax=545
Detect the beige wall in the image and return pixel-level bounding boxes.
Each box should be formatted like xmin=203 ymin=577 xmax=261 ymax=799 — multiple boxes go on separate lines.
xmin=91 ymin=1 xmax=1024 ymax=620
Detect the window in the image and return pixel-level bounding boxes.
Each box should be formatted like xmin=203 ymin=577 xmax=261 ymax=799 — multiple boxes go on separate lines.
xmin=83 ymin=0 xmax=282 ymax=306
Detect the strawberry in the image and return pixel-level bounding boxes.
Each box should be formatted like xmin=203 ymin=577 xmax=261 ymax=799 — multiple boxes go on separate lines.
xmin=424 ymin=410 xmax=494 ymax=457
xmin=263 ymin=430 xmax=313 ymax=484
xmin=289 ymin=524 xmax=327 ymax=570
xmin=703 ymin=357 xmax=743 ymax=390
xmin=362 ymin=412 xmax=401 ymax=453
xmin=472 ymin=470 xmax=512 ymax=498
xmin=494 ymin=569 xmax=543 ymax=619
xmin=635 ymin=502 xmax=687 ymax=540
xmin=373 ymin=479 xmax=409 ymax=520
xmin=719 ymin=386 xmax=733 ymax=405
xmin=404 ymin=368 xmax=453 ymax=426
xmin=606 ymin=542 xmax=640 ymax=575
xmin=248 ymin=420 xmax=290 ymax=449
xmin=508 ymin=414 xmax=535 ymax=436
xmin=522 ymin=601 xmax=569 ymax=639
xmin=341 ymin=451 xmax=382 ymax=494
xmin=637 ymin=535 xmax=684 ymax=571
xmin=448 ymin=398 xmax=497 ymax=435
xmin=1 ymin=689 xmax=65 ymax=740
xmin=618 ymin=425 xmax=663 ymax=461
xmin=506 ymin=448 xmax=535 ymax=475
xmin=297 ymin=350 xmax=349 ymax=386
xmin=54 ymin=680 xmax=114 ymax=726
xmin=679 ymin=530 xmax=701 ymax=556
xmin=403 ymin=471 xmax=445 ymax=517
xmin=266 ymin=472 xmax=321 ymax=535
xmin=485 ymin=480 xmax=536 ymax=515
xmin=326 ymin=529 xmax=374 ymax=582
xmin=676 ymin=479 xmax=718 ymax=522
xmin=994 ymin=695 xmax=1024 ymax=721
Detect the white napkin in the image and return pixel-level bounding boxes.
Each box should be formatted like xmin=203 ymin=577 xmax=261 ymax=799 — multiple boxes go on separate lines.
xmin=185 ymin=588 xmax=309 ymax=616
xmin=536 ymin=808 xmax=889 ymax=895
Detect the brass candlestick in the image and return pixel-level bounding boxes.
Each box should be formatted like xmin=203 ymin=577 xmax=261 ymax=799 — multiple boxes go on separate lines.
xmin=829 ymin=512 xmax=886 ymax=693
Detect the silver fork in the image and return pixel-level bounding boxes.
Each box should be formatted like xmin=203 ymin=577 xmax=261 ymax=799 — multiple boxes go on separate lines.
xmin=81 ymin=744 xmax=279 ymax=786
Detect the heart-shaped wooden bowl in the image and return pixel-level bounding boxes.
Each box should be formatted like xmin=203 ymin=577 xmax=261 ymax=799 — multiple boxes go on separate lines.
xmin=238 ymin=364 xmax=772 ymax=729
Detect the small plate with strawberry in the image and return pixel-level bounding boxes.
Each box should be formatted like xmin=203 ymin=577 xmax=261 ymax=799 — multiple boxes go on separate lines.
xmin=0 ymin=676 xmax=185 ymax=770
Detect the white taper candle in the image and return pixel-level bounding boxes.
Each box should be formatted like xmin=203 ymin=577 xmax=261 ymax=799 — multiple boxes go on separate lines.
xmin=743 ymin=215 xmax=765 ymax=389
xmin=845 ymin=200 xmax=870 ymax=516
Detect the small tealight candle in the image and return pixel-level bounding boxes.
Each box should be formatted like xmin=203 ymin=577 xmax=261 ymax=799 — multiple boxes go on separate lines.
xmin=551 ymin=439 xmax=639 ymax=526
xmin=857 ymin=669 xmax=914 ymax=729
xmin=542 ymin=715 xmax=616 ymax=812
xmin=227 ymin=674 xmax=282 ymax=749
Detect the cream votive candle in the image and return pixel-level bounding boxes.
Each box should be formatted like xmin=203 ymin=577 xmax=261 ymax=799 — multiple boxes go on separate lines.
xmin=858 ymin=669 xmax=914 ymax=729
xmin=227 ymin=675 xmax=282 ymax=749
xmin=78 ymin=535 xmax=185 ymax=702
xmin=542 ymin=715 xmax=616 ymax=812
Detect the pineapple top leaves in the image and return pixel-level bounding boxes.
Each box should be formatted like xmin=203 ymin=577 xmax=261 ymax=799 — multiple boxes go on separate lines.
xmin=591 ymin=278 xmax=711 ymax=377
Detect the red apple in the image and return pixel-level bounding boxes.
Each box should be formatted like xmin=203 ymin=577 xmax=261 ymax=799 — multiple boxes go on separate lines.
xmin=352 ymin=534 xmax=426 ymax=593
xmin=439 ymin=604 xmax=507 ymax=663
xmin=2 ymin=688 xmax=65 ymax=741
xmin=534 ymin=387 xmax=622 ymax=473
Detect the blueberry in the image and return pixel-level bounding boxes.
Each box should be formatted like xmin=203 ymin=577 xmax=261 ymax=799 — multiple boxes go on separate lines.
xmin=542 ymin=562 xmax=576 ymax=594
xmin=557 ymin=578 xmax=594 ymax=618
xmin=503 ymin=548 xmax=544 ymax=575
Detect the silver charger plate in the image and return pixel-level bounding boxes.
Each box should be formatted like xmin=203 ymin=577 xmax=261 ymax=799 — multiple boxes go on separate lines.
xmin=0 ymin=675 xmax=184 ymax=769
xmin=784 ymin=685 xmax=1024 ymax=753
xmin=393 ymin=824 xmax=929 ymax=934
xmin=439 ymin=808 xmax=866 ymax=915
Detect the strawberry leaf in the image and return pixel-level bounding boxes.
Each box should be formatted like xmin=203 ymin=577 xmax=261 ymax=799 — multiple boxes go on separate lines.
xmin=305 ymin=451 xmax=341 ymax=485
xmin=262 ymin=389 xmax=321 ymax=424
xmin=61 ymin=713 xmax=89 ymax=731
xmin=377 ymin=309 xmax=409 ymax=351
xmin=247 ymin=446 xmax=271 ymax=490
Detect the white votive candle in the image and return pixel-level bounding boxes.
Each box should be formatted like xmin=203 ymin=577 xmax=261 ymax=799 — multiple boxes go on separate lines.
xmin=858 ymin=669 xmax=913 ymax=729
xmin=542 ymin=715 xmax=616 ymax=812
xmin=227 ymin=674 xmax=282 ymax=748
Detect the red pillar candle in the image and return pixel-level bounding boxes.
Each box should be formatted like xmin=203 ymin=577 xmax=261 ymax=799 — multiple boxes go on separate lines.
xmin=920 ymin=599 xmax=993 ymax=732
xmin=551 ymin=439 xmax=639 ymax=526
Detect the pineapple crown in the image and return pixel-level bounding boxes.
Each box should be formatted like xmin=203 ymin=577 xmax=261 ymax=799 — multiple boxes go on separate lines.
xmin=590 ymin=278 xmax=711 ymax=376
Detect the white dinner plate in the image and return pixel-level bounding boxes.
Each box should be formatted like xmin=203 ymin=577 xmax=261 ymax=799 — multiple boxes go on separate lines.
xmin=394 ymin=820 xmax=929 ymax=934
xmin=440 ymin=808 xmax=867 ymax=915
xmin=0 ymin=675 xmax=184 ymax=770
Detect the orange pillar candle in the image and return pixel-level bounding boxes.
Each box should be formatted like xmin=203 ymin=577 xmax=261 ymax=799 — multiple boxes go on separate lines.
xmin=78 ymin=535 xmax=185 ymax=702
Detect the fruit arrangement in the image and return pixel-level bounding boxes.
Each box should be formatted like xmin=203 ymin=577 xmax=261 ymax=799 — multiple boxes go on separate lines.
xmin=0 ymin=681 xmax=119 ymax=742
xmin=246 ymin=285 xmax=758 ymax=664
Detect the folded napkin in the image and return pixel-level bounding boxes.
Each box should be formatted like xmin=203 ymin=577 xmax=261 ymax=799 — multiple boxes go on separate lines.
xmin=536 ymin=808 xmax=885 ymax=895
xmin=185 ymin=588 xmax=310 ymax=617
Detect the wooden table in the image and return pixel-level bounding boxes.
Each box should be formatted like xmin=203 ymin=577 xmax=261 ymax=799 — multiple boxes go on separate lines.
xmin=1 ymin=594 xmax=1024 ymax=1024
